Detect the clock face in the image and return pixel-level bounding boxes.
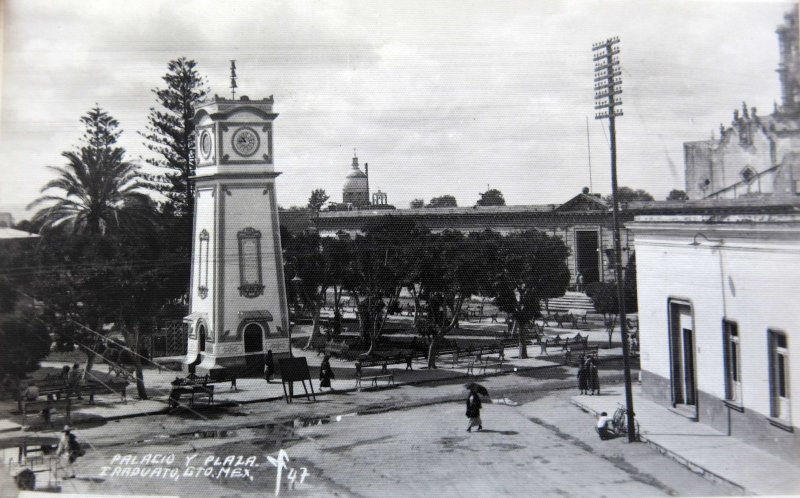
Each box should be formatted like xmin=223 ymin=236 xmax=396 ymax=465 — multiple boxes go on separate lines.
xmin=232 ymin=127 xmax=260 ymax=157
xmin=199 ymin=130 xmax=212 ymax=158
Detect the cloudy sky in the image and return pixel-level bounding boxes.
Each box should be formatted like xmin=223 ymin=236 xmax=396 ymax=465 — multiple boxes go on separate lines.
xmin=0 ymin=0 xmax=792 ymax=220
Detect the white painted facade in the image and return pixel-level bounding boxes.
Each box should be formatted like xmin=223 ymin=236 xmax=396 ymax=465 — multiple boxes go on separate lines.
xmin=631 ymin=211 xmax=800 ymax=457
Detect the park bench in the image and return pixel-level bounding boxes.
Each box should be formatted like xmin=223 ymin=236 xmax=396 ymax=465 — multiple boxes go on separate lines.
xmin=355 ymin=373 xmax=395 ymax=391
xmin=466 ymin=355 xmax=504 ymax=375
xmin=359 ymin=350 xmax=415 ymax=371
xmin=168 ymin=378 xmax=214 ymax=408
xmin=538 ymin=335 xmax=565 ymax=355
xmin=540 ymin=312 xmax=566 ymax=328
xmin=353 ymin=362 xmax=395 ymax=390
xmin=21 ymin=397 xmax=72 ymax=427
xmin=32 ymin=373 xmax=70 ymax=399
xmin=83 ymin=379 xmax=128 ymax=403
xmin=538 ymin=333 xmax=589 ymax=354
xmin=567 ymin=310 xmax=589 ymax=329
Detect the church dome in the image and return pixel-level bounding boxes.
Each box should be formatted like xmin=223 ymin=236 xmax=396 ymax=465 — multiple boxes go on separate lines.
xmin=343 ymin=168 xmax=368 ymax=192
xmin=343 ymin=154 xmax=370 ymax=207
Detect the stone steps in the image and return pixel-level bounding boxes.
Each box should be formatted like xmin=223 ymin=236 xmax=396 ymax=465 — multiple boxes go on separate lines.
xmin=543 ymin=292 xmax=596 ymax=313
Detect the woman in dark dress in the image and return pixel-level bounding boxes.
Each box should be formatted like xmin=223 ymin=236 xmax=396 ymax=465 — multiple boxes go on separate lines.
xmin=264 ymin=350 xmax=275 ymax=383
xmin=465 ymin=387 xmax=483 ymax=432
xmin=319 ymin=354 xmax=335 ymax=390
xmin=589 ymin=357 xmax=600 ymax=395
xmin=577 ymin=358 xmax=590 ymax=395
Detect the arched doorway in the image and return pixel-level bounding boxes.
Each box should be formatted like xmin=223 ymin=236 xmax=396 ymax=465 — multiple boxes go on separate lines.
xmin=198 ymin=324 xmax=207 ymax=352
xmin=243 ymin=323 xmax=265 ymax=374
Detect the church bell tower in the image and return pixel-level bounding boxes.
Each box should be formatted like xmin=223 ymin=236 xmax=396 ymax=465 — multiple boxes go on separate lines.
xmin=183 ymin=93 xmax=290 ymax=380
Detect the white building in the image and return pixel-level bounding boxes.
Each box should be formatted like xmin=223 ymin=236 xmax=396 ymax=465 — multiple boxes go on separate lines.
xmin=631 ymin=199 xmax=800 ymax=460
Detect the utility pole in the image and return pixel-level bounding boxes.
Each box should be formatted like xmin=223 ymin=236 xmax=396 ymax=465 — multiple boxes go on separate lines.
xmin=593 ymin=36 xmax=636 ymax=442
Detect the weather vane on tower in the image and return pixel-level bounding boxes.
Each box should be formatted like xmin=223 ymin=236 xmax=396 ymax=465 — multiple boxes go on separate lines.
xmin=230 ymin=60 xmax=238 ymax=99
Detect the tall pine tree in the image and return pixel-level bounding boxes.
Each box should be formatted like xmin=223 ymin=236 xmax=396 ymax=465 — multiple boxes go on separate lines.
xmin=81 ymin=104 xmax=122 ymax=151
xmin=140 ymin=58 xmax=209 ymax=217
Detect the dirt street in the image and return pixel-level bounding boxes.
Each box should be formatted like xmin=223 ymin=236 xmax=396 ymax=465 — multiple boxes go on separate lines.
xmin=40 ymin=368 xmax=739 ymax=497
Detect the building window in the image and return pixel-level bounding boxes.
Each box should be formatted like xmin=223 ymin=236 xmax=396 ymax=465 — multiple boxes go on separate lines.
xmin=740 ymin=166 xmax=757 ymax=185
xmin=723 ymin=320 xmax=742 ymax=404
xmin=769 ymin=329 xmax=790 ymax=422
xmin=237 ymin=227 xmax=264 ymax=298
xmin=198 ymin=230 xmax=209 ymax=299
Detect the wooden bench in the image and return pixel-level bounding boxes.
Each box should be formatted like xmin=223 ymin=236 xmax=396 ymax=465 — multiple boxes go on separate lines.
xmin=480 ymin=356 xmax=504 ymax=374
xmin=84 ymin=380 xmax=128 ymax=403
xmin=35 ymin=374 xmax=69 ymax=399
xmin=538 ymin=336 xmax=565 ymax=355
xmin=541 ymin=313 xmax=569 ymax=328
xmin=191 ymin=385 xmax=214 ymax=405
xmin=567 ymin=310 xmax=589 ymax=329
xmin=355 ymin=373 xmax=395 ymax=391
xmin=578 ymin=345 xmax=600 ymax=359
xmin=466 ymin=356 xmax=504 ymax=375
xmin=169 ymin=384 xmax=214 ymax=408
xmin=22 ymin=398 xmax=71 ymax=427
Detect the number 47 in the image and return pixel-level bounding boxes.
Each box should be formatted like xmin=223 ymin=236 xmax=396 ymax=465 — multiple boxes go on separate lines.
xmin=268 ymin=450 xmax=309 ymax=496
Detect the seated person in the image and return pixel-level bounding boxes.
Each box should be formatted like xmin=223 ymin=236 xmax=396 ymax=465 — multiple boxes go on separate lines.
xmin=169 ymin=377 xmax=185 ymax=408
xmin=23 ymin=383 xmax=40 ymax=401
xmin=596 ymin=411 xmax=614 ymax=440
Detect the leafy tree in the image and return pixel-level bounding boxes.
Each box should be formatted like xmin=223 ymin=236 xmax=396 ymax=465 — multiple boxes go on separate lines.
xmin=0 ymin=314 xmax=51 ymax=399
xmin=140 ymin=58 xmax=209 ymax=218
xmin=409 ymin=199 xmax=425 ymax=209
xmin=28 ymin=107 xmax=152 ymax=235
xmin=585 ymin=281 xmax=628 ymax=347
xmin=283 ymin=232 xmax=334 ymax=350
xmin=476 ymin=188 xmax=506 ymax=207
xmin=427 ymin=195 xmax=458 ymax=208
xmin=347 ymin=219 xmax=423 ymax=355
xmin=491 ymin=230 xmax=570 ymax=358
xmin=307 ymin=189 xmax=330 ymax=212
xmin=104 ymin=221 xmax=182 ymax=399
xmin=412 ymin=230 xmax=483 ymax=368
xmin=603 ymin=187 xmax=654 ymax=204
xmin=0 ymin=237 xmax=36 ymax=314
xmin=666 ymin=189 xmax=689 ymax=201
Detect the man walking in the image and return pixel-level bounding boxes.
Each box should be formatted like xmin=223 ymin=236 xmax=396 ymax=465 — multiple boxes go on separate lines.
xmin=56 ymin=425 xmax=82 ymax=479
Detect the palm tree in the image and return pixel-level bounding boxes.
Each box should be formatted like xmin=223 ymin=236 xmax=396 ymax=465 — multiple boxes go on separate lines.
xmin=28 ymin=147 xmax=152 ymax=235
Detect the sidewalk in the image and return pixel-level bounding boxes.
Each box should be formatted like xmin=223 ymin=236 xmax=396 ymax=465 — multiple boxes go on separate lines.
xmin=3 ymin=342 xmax=621 ymax=435
xmin=571 ymin=385 xmax=800 ymax=495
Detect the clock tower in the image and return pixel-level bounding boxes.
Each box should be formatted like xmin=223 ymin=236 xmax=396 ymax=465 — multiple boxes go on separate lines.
xmin=183 ymin=94 xmax=290 ymax=380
